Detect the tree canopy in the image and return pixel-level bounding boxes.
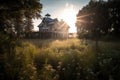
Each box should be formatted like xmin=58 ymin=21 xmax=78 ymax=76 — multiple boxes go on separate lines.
xmin=76 ymin=0 xmax=120 ymax=40
xmin=0 ymin=0 xmax=42 ymax=38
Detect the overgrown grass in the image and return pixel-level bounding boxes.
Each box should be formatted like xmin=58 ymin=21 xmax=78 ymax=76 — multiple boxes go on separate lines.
xmin=4 ymin=38 xmax=120 ymax=80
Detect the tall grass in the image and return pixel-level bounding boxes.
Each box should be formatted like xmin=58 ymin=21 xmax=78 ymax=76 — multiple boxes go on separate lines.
xmin=5 ymin=38 xmax=120 ymax=80
xmin=28 ymin=39 xmax=98 ymax=80
xmin=31 ymin=39 xmax=120 ymax=80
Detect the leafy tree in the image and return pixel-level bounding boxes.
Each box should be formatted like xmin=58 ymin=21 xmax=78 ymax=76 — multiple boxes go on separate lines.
xmin=76 ymin=0 xmax=120 ymax=41
xmin=76 ymin=1 xmax=120 ymax=80
xmin=0 ymin=0 xmax=42 ymax=54
xmin=107 ymin=0 xmax=120 ymax=37
xmin=77 ymin=0 xmax=108 ymax=39
xmin=0 ymin=0 xmax=42 ymax=38
xmin=0 ymin=0 xmax=42 ymax=80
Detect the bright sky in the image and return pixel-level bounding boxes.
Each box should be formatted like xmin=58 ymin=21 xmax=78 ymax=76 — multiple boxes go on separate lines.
xmin=33 ymin=0 xmax=89 ymax=33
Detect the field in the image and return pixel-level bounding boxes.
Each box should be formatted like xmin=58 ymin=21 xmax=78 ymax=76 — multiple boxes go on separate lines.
xmin=19 ymin=38 xmax=120 ymax=80
xmin=3 ymin=38 xmax=119 ymax=80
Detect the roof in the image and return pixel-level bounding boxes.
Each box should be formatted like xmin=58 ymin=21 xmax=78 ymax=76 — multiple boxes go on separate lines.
xmin=45 ymin=13 xmax=51 ymax=17
xmin=43 ymin=17 xmax=53 ymax=23
xmin=38 ymin=17 xmax=58 ymax=28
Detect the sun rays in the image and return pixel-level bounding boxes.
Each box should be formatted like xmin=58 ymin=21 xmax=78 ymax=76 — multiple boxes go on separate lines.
xmin=59 ymin=3 xmax=77 ymax=33
xmin=76 ymin=13 xmax=92 ymax=23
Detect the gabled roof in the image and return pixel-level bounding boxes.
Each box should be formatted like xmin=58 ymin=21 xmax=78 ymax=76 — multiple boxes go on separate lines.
xmin=38 ymin=17 xmax=58 ymax=28
xmin=43 ymin=17 xmax=53 ymax=23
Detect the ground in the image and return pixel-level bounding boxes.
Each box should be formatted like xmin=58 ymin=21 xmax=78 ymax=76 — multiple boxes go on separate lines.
xmin=16 ymin=38 xmax=120 ymax=80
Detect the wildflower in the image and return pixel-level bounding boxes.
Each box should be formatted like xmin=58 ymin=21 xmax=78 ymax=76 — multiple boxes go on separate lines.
xmin=51 ymin=68 xmax=56 ymax=73
xmin=76 ymin=67 xmax=78 ymax=70
xmin=62 ymin=68 xmax=66 ymax=71
xmin=32 ymin=66 xmax=36 ymax=70
xmin=72 ymin=59 xmax=75 ymax=62
xmin=58 ymin=61 xmax=62 ymax=65
xmin=20 ymin=77 xmax=23 ymax=80
xmin=77 ymin=63 xmax=79 ymax=65
xmin=30 ymin=76 xmax=34 ymax=80
xmin=45 ymin=64 xmax=52 ymax=70
xmin=77 ymin=73 xmax=80 ymax=76
xmin=53 ymin=74 xmax=59 ymax=80
xmin=68 ymin=64 xmax=70 ymax=66
xmin=57 ymin=66 xmax=61 ymax=69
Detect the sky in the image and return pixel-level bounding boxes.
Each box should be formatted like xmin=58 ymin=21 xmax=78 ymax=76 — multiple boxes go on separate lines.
xmin=33 ymin=0 xmax=90 ymax=33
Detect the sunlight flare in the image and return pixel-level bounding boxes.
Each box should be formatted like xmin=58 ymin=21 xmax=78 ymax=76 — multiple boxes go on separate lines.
xmin=59 ymin=4 xmax=77 ymax=33
xmin=76 ymin=13 xmax=92 ymax=23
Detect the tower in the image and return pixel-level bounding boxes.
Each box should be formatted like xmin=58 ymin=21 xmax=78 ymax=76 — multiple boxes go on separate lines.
xmin=45 ymin=13 xmax=51 ymax=18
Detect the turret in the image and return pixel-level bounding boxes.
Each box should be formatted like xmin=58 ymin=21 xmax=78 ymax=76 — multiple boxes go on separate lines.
xmin=45 ymin=13 xmax=51 ymax=18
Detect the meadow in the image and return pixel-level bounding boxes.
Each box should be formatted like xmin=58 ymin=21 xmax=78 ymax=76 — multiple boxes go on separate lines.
xmin=18 ymin=39 xmax=120 ymax=80
xmin=8 ymin=38 xmax=120 ymax=80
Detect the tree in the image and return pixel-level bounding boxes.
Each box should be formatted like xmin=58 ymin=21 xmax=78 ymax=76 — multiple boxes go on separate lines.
xmin=0 ymin=0 xmax=42 ymax=38
xmin=77 ymin=0 xmax=108 ymax=39
xmin=76 ymin=1 xmax=120 ymax=80
xmin=0 ymin=0 xmax=42 ymax=53
xmin=107 ymin=0 xmax=120 ymax=37
xmin=76 ymin=0 xmax=120 ymax=41
xmin=0 ymin=0 xmax=42 ymax=80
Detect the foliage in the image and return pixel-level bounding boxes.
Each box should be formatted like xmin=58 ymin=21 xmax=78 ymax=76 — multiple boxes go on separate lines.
xmin=1 ymin=38 xmax=120 ymax=80
xmin=0 ymin=0 xmax=42 ymax=37
xmin=0 ymin=42 xmax=38 ymax=80
xmin=30 ymin=39 xmax=120 ymax=80
xmin=76 ymin=0 xmax=120 ymax=40
xmin=0 ymin=0 xmax=42 ymax=80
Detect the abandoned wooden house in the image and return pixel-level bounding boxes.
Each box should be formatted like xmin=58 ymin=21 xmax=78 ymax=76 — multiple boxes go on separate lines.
xmin=37 ymin=13 xmax=69 ymax=39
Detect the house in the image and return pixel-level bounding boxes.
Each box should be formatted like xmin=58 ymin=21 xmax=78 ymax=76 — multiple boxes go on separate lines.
xmin=37 ymin=13 xmax=69 ymax=39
